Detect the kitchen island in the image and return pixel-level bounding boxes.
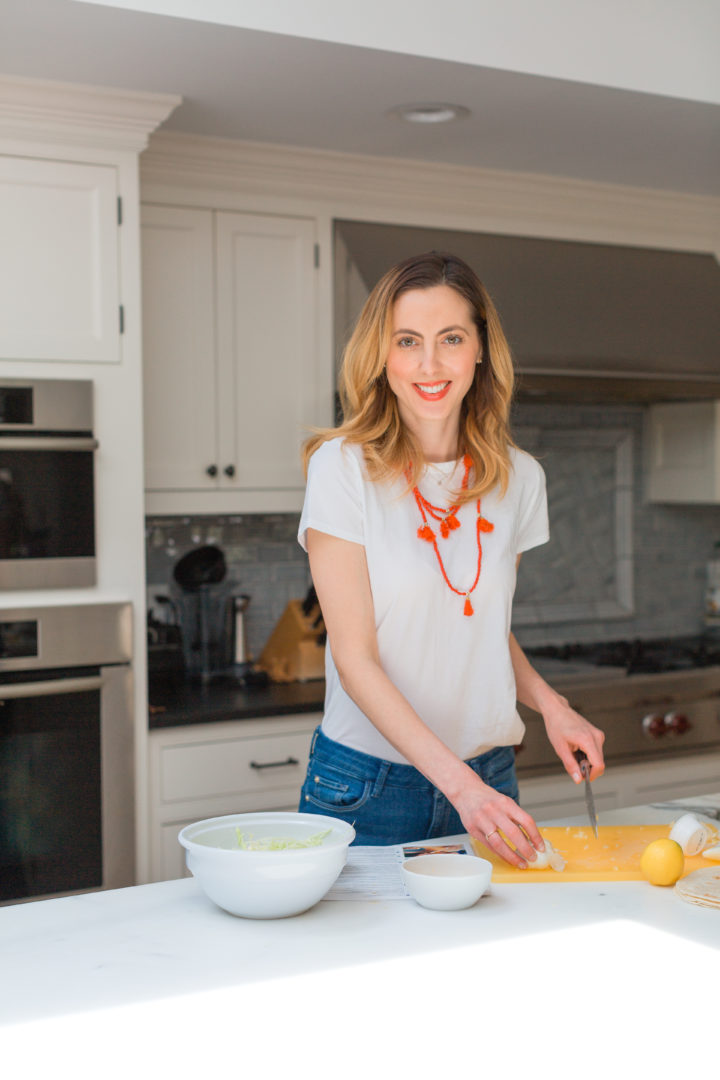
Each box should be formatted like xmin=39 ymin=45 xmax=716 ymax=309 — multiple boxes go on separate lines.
xmin=2 ymin=796 xmax=717 ymax=1079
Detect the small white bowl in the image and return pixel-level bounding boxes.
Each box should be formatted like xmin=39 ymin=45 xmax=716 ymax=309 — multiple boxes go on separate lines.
xmin=401 ymin=853 xmax=492 ymax=910
xmin=178 ymin=812 xmax=355 ymax=919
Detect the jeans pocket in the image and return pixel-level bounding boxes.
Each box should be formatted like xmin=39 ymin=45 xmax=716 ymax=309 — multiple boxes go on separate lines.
xmin=302 ymin=764 xmax=372 ymax=813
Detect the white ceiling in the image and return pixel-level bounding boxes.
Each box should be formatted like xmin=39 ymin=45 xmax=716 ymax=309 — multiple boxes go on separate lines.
xmin=2 ymin=0 xmax=719 ymax=195
xmin=73 ymin=0 xmax=720 ymax=105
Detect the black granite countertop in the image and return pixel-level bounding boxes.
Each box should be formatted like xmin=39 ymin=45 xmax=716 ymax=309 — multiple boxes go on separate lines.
xmin=148 ymin=675 xmax=325 ymax=729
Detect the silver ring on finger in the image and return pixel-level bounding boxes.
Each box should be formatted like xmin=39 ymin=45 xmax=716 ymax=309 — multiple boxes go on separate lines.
xmin=485 ymin=829 xmax=500 ymax=841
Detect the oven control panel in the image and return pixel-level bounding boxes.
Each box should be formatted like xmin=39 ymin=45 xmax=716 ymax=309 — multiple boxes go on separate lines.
xmin=0 ymin=604 xmax=131 ymax=672
xmin=0 ymin=620 xmax=38 ymax=660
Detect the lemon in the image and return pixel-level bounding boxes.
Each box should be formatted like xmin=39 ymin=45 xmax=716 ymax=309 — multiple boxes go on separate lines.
xmin=640 ymin=838 xmax=685 ymax=886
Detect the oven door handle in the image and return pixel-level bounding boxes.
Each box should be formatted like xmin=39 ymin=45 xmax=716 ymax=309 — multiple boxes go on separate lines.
xmin=0 ymin=437 xmax=99 ymax=451
xmin=0 ymin=675 xmax=103 ymax=701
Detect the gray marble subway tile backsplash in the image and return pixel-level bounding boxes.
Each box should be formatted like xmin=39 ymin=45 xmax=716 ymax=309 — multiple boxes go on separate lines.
xmin=146 ymin=404 xmax=720 ymax=660
xmin=146 ymin=513 xmax=310 ymax=662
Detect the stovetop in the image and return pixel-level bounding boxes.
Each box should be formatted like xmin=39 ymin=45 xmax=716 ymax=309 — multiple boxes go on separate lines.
xmin=525 ymin=635 xmax=720 ymax=676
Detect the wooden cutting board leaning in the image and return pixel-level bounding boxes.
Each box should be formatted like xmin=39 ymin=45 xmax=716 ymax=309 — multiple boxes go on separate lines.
xmin=470 ymin=824 xmax=717 ymax=883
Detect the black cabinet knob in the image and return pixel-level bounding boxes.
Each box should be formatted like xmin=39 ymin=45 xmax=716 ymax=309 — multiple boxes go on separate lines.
xmin=224 ymin=464 xmax=236 ymax=478
xmin=206 ymin=464 xmax=218 ymax=477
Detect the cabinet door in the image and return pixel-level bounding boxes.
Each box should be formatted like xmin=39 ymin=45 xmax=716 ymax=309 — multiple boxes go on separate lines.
xmin=0 ymin=156 xmax=120 ymax=363
xmin=623 ymin=753 xmax=720 ymax=806
xmin=215 ymin=212 xmax=317 ymax=491
xmin=148 ymin=716 xmax=318 ymax=883
xmin=161 ymin=820 xmax=194 ymax=881
xmin=160 ymin=787 xmax=309 ymax=883
xmin=645 ymin=401 xmax=720 ymax=503
xmin=519 ymin=772 xmax=623 ymax=823
xmin=141 ymin=205 xmax=218 ymax=489
xmin=520 ymin=753 xmax=720 ymax=824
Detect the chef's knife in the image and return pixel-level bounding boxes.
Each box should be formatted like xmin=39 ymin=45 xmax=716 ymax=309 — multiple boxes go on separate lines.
xmin=574 ymin=749 xmax=598 ymax=838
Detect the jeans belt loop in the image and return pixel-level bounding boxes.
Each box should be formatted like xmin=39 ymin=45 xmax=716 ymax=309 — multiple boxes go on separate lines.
xmin=309 ymin=726 xmax=320 ymax=757
xmin=371 ymin=761 xmax=390 ymax=798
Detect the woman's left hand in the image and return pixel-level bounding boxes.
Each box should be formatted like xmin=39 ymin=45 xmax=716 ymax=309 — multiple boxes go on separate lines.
xmin=542 ymin=697 xmax=605 ymax=783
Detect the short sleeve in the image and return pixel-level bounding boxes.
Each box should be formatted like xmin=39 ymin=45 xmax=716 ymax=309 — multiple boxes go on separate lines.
xmin=298 ymin=439 xmax=365 ymax=552
xmin=515 ymin=454 xmax=550 ymax=554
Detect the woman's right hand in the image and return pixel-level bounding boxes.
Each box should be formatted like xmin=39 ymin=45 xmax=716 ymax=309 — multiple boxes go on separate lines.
xmin=454 ymin=773 xmax=544 ymax=869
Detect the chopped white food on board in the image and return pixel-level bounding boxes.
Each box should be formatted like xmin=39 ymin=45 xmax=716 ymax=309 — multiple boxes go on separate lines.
xmin=527 ymin=839 xmax=566 ymax=872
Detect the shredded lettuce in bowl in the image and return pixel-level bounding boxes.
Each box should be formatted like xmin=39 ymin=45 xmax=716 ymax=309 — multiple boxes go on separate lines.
xmin=234 ymin=828 xmax=331 ymax=851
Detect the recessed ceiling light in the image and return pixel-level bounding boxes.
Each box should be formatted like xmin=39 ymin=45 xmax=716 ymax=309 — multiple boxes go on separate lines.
xmin=388 ymin=103 xmax=470 ymax=124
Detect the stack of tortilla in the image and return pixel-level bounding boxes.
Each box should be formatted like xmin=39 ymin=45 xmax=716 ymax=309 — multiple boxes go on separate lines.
xmin=675 ymin=867 xmax=720 ymax=909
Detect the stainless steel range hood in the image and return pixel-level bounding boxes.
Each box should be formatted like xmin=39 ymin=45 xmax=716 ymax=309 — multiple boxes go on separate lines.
xmin=335 ymin=220 xmax=720 ymax=404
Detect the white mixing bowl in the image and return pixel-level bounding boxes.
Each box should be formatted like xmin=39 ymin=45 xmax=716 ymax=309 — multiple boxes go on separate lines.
xmin=401 ymin=853 xmax=492 ymax=910
xmin=179 ymin=812 xmax=355 ymax=919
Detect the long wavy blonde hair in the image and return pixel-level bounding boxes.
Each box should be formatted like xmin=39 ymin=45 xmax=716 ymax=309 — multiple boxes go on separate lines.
xmin=303 ymin=251 xmax=516 ymax=502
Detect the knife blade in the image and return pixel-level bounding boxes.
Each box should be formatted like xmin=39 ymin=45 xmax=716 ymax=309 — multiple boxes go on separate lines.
xmin=574 ymin=749 xmax=598 ymax=838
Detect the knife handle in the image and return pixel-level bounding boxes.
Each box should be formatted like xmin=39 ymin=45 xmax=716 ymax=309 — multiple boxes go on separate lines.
xmin=573 ymin=749 xmax=590 ymax=778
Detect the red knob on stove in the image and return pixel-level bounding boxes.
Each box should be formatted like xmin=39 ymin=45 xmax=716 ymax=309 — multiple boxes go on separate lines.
xmin=664 ymin=712 xmax=691 ymax=735
xmin=642 ymin=713 xmax=667 ymax=738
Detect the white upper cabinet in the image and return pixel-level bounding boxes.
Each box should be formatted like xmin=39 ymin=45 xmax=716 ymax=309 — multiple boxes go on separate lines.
xmin=141 ymin=205 xmax=217 ymax=490
xmin=645 ymin=401 xmax=720 ymax=503
xmin=141 ymin=205 xmax=319 ymax=513
xmin=214 ymin=212 xmax=316 ymax=492
xmin=0 ymin=156 xmax=120 ymax=364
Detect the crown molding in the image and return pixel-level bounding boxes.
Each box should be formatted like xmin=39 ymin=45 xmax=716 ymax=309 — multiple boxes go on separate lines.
xmin=141 ymin=130 xmax=720 ymax=254
xmin=0 ymin=75 xmax=181 ymax=152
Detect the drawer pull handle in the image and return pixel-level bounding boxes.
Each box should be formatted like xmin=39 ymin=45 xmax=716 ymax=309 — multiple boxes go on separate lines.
xmin=250 ymin=756 xmax=300 ymax=770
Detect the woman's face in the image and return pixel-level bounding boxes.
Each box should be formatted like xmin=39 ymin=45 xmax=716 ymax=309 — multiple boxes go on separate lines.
xmin=385 ymin=284 xmax=481 ymax=450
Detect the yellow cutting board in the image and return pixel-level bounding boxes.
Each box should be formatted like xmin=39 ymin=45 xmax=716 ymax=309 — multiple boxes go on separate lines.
xmin=470 ymin=824 xmax=716 ymax=883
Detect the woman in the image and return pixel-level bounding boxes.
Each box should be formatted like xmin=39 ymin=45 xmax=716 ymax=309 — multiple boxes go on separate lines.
xmin=298 ymin=251 xmax=604 ymax=868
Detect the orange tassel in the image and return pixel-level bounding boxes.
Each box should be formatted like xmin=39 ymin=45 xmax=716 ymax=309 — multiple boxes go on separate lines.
xmin=439 ymin=513 xmax=460 ymax=539
xmin=410 ymin=465 xmax=493 ymax=618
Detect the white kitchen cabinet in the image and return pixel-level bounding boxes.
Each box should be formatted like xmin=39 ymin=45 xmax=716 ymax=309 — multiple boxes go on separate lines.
xmin=141 ymin=205 xmax=320 ymax=513
xmin=645 ymin=400 xmax=720 ymax=503
xmin=148 ymin=713 xmax=319 ymax=882
xmin=0 ymin=156 xmax=121 ymax=364
xmin=619 ymin=751 xmax=720 ymax=806
xmin=519 ymin=770 xmax=625 ymax=822
xmin=141 ymin=206 xmax=217 ymax=490
xmin=520 ymin=751 xmax=720 ymax=823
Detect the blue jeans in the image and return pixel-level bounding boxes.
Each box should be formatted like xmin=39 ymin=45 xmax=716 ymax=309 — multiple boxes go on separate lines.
xmin=298 ymin=727 xmax=519 ymax=846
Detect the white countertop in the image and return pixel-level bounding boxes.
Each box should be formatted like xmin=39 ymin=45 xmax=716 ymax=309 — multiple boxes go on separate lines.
xmin=3 ymin=796 xmax=719 ymax=1080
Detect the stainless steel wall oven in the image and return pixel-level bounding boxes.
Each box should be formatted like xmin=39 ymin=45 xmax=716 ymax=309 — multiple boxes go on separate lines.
xmin=0 ymin=379 xmax=97 ymax=589
xmin=0 ymin=604 xmax=134 ymax=903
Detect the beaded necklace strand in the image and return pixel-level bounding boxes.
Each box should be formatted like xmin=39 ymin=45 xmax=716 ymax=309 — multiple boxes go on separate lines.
xmin=410 ymin=454 xmax=494 ymax=616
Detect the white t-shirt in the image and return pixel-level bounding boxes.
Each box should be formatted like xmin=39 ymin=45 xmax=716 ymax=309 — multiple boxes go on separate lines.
xmin=298 ymin=438 xmax=549 ymax=764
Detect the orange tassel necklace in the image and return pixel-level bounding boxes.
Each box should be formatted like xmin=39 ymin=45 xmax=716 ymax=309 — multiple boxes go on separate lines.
xmin=411 ymin=454 xmax=494 ymax=616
